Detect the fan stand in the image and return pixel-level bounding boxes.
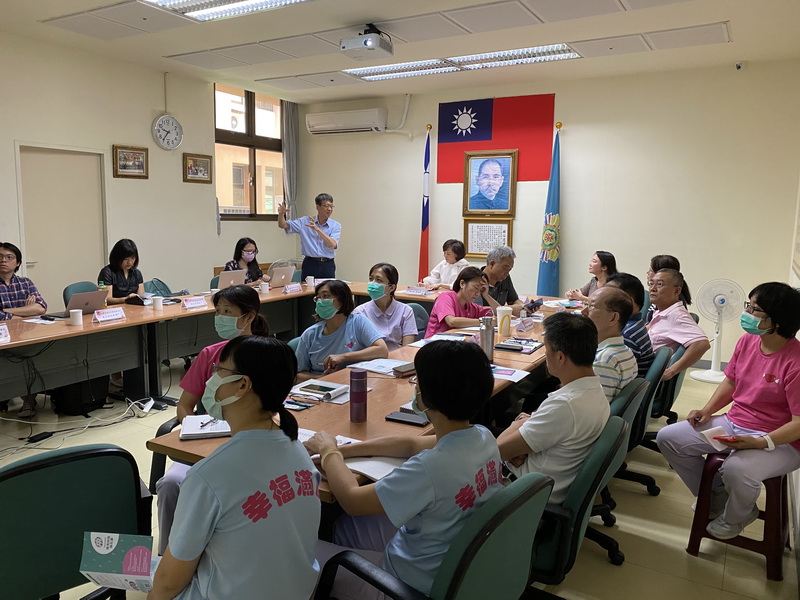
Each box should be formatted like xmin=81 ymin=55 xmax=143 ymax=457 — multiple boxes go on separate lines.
xmin=690 ymin=318 xmax=725 ymax=384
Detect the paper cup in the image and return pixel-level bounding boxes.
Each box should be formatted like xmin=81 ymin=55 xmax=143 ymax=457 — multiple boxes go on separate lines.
xmin=305 ymin=276 xmax=315 ymax=287
xmin=260 ymin=283 xmax=270 ymax=294
xmin=497 ymin=306 xmax=513 ymax=336
xmin=152 ymin=296 xmax=164 ymax=310
xmin=69 ymin=309 xmax=83 ymax=326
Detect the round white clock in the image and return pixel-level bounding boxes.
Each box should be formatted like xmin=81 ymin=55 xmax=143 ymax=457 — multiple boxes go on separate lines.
xmin=152 ymin=114 xmax=184 ymax=150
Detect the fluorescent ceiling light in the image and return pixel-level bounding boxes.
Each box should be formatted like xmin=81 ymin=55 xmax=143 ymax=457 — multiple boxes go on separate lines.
xmin=142 ymin=0 xmax=312 ymax=22
xmin=342 ymin=44 xmax=580 ymax=81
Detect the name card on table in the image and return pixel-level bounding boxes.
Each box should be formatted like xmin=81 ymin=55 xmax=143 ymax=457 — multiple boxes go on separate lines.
xmin=93 ymin=307 xmax=126 ymax=323
xmin=0 ymin=323 xmax=10 ymax=344
xmin=181 ymin=296 xmax=208 ymax=310
xmin=405 ymin=286 xmax=429 ymax=296
xmin=283 ymin=283 xmax=303 ymax=294
xmin=516 ymin=317 xmax=536 ymax=332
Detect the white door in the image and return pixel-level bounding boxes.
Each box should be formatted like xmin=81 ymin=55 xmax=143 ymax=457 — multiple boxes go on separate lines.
xmin=19 ymin=146 xmax=106 ymax=309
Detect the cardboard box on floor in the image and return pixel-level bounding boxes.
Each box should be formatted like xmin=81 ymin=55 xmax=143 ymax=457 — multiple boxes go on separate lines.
xmin=80 ymin=532 xmax=160 ymax=593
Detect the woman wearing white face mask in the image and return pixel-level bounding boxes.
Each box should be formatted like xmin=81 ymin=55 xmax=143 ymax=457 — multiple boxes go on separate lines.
xmin=294 ymin=280 xmax=388 ymax=383
xmin=150 ymin=336 xmax=321 ymax=600
xmin=223 ymin=237 xmax=270 ymax=286
xmin=154 ymin=285 xmax=269 ymax=555
xmin=656 ymin=282 xmax=800 ymax=541
xmin=352 ymin=263 xmax=417 ymax=351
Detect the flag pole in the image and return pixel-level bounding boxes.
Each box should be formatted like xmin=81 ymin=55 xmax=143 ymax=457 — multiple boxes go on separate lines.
xmin=418 ymin=124 xmax=432 ymax=283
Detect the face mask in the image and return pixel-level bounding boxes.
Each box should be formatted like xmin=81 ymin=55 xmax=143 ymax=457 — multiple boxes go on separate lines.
xmin=367 ymin=282 xmax=387 ymax=301
xmin=410 ymin=390 xmax=429 ymax=418
xmin=242 ymin=251 xmax=256 ymax=262
xmin=315 ymin=298 xmax=337 ymax=320
xmin=215 ymin=314 xmax=243 ymax=340
xmin=201 ymin=373 xmax=243 ymax=420
xmin=740 ymin=311 xmax=767 ymax=336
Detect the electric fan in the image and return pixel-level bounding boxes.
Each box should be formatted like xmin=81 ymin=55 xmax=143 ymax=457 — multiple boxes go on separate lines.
xmin=689 ymin=278 xmax=745 ymax=384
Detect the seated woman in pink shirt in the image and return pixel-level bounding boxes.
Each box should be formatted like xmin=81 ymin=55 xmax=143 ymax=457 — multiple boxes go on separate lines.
xmin=656 ymin=282 xmax=800 ymax=541
xmin=425 ymin=266 xmax=497 ymax=337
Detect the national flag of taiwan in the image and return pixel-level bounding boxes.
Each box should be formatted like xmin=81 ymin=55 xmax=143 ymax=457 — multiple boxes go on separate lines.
xmin=437 ymin=94 xmax=555 ymax=183
xmin=418 ymin=128 xmax=431 ymax=282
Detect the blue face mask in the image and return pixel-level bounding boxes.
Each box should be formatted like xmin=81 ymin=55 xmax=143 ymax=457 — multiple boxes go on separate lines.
xmin=410 ymin=390 xmax=429 ymax=418
xmin=315 ymin=298 xmax=337 ymax=320
xmin=740 ymin=311 xmax=767 ymax=336
xmin=200 ymin=373 xmax=243 ymax=421
xmin=367 ymin=282 xmax=387 ymax=301
xmin=214 ymin=314 xmax=243 ymax=340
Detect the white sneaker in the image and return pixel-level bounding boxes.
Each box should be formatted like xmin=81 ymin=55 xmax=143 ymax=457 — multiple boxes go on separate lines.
xmin=706 ymin=506 xmax=760 ymax=540
xmin=691 ymin=488 xmax=728 ymax=519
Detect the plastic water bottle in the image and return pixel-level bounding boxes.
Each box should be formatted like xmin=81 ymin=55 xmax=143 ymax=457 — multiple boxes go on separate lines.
xmin=97 ymin=281 xmax=108 ymax=307
xmin=349 ymin=368 xmax=367 ymax=423
xmin=479 ymin=316 xmax=494 ymax=360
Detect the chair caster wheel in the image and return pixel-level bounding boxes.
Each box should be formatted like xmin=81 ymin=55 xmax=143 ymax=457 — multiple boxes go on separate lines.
xmin=602 ymin=514 xmax=616 ymax=527
xmin=609 ymin=551 xmax=625 ymax=566
xmin=647 ymin=485 xmax=661 ymax=496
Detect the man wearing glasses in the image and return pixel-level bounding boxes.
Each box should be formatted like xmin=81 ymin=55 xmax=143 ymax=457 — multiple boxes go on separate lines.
xmin=647 ymin=269 xmax=710 ymax=380
xmin=469 ymin=159 xmax=508 ymax=211
xmin=0 ymin=241 xmax=47 ymax=417
xmin=277 ymin=193 xmax=340 ymax=280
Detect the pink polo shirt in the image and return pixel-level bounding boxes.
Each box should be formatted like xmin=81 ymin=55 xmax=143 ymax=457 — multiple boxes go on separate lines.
xmin=425 ymin=290 xmax=493 ymax=338
xmin=725 ymin=334 xmax=800 ymax=451
xmin=647 ymin=302 xmax=707 ymax=351
xmin=180 ymin=340 xmax=227 ymax=399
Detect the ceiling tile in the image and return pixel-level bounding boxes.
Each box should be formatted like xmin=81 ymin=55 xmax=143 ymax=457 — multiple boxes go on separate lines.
xmin=263 ymin=35 xmax=338 ymax=58
xmin=377 ymin=13 xmax=468 ymax=43
xmin=296 ymin=72 xmax=363 ymax=86
xmin=644 ymin=23 xmax=730 ymax=50
xmin=43 ymin=13 xmax=144 ymax=40
xmin=255 ymin=77 xmax=322 ymax=90
xmin=621 ymin=0 xmax=691 ymax=9
xmin=444 ymin=1 xmax=541 ymax=33
xmin=92 ymin=1 xmax=193 ymax=34
xmin=570 ymin=35 xmax=650 ymax=57
xmin=167 ymin=51 xmax=247 ymax=69
xmin=522 ymin=0 xmax=624 ymax=22
xmin=213 ymin=43 xmax=292 ymax=64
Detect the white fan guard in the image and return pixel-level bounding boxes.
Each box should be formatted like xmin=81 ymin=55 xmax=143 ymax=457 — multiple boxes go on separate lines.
xmin=690 ymin=278 xmax=746 ymax=384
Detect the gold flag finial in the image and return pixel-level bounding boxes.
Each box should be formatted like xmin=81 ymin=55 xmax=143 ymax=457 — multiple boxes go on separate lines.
xmin=555 ymin=122 xmax=562 ymax=130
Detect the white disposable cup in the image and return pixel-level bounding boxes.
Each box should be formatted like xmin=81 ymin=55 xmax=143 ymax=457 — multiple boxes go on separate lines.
xmin=305 ymin=276 xmax=315 ymax=287
xmin=152 ymin=296 xmax=164 ymax=310
xmin=497 ymin=306 xmax=513 ymax=336
xmin=69 ymin=309 xmax=83 ymax=326
xmin=260 ymin=282 xmax=270 ymax=294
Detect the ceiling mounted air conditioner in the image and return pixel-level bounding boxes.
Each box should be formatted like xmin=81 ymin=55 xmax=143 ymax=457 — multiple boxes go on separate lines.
xmin=305 ymin=108 xmax=388 ymax=135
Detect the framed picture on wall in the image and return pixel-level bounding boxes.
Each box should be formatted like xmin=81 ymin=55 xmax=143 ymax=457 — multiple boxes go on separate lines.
xmin=463 ymin=149 xmax=518 ymax=216
xmin=112 ymin=145 xmax=148 ymax=179
xmin=463 ymin=217 xmax=513 ymax=258
xmin=183 ymin=153 xmax=213 ymax=184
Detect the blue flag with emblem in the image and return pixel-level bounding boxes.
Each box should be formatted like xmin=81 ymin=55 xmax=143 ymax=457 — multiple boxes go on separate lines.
xmin=537 ymin=131 xmax=560 ymax=296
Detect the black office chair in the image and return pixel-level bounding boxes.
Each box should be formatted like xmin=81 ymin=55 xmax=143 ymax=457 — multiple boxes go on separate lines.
xmin=0 ymin=444 xmax=151 ymax=600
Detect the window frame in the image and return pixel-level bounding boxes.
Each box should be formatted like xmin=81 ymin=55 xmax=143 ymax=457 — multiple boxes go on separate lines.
xmin=215 ymin=87 xmax=282 ymax=222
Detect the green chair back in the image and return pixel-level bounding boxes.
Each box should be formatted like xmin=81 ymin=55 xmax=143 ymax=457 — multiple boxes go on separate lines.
xmin=429 ymin=473 xmax=553 ymax=600
xmin=609 ymin=378 xmax=649 ymax=442
xmin=210 ymin=275 xmax=220 ymax=289
xmin=287 ymin=336 xmax=300 ymax=351
xmin=292 ymin=269 xmax=302 ymax=282
xmin=641 ymin=290 xmax=651 ymax=320
xmin=650 ymin=345 xmax=686 ymax=418
xmin=62 ymin=281 xmax=99 ymax=307
xmin=630 ymin=347 xmax=672 ymax=448
xmin=405 ymin=302 xmax=429 ymax=340
xmin=144 ymin=278 xmax=172 ymax=296
xmin=0 ymin=444 xmax=151 ymax=600
xmin=530 ymin=416 xmax=628 ymax=585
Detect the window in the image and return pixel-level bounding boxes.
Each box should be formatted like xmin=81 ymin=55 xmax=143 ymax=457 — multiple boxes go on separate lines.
xmin=214 ymin=84 xmax=282 ymax=220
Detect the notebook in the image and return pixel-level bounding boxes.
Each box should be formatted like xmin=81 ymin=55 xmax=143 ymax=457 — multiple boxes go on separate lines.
xmin=179 ymin=415 xmax=232 ymax=440
xmin=45 ymin=290 xmax=107 ymax=319
xmin=270 ymin=266 xmax=296 ymax=287
xmin=217 ymin=269 xmax=247 ymax=289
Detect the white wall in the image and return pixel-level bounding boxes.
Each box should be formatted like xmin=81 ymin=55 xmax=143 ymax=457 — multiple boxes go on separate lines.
xmin=0 ymin=31 xmax=296 ymax=296
xmin=298 ymin=59 xmax=800 ymax=363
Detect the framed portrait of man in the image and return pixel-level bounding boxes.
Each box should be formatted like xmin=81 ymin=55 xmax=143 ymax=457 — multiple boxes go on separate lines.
xmin=462 ymin=149 xmax=518 ymax=216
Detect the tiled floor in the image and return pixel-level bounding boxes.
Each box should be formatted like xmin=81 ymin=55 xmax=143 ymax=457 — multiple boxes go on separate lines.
xmin=1 ymin=366 xmax=797 ymax=600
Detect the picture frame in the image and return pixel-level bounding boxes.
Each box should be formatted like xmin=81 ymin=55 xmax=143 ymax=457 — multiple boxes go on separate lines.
xmin=112 ymin=145 xmax=148 ymax=179
xmin=463 ymin=149 xmax=518 ymax=216
xmin=183 ymin=153 xmax=213 ymax=184
xmin=463 ymin=217 xmax=514 ymax=258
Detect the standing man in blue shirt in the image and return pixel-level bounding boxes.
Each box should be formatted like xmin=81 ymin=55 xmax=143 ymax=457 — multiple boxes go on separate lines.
xmin=277 ymin=193 xmax=341 ymax=279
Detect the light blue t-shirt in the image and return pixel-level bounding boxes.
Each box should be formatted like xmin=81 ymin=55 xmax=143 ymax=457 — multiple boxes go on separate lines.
xmin=375 ymin=425 xmax=503 ymax=595
xmin=169 ymin=429 xmax=321 ymax=600
xmin=295 ymin=313 xmax=383 ymax=374
xmin=285 ymin=216 xmax=341 ymax=259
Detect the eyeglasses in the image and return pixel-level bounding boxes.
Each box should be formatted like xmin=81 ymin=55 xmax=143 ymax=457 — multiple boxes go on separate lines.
xmin=743 ymin=301 xmax=767 ymax=315
xmin=320 ymin=203 xmax=334 ymax=209
xmin=585 ymin=303 xmax=610 ymax=311
xmin=647 ymin=280 xmax=674 ymax=289
xmin=313 ymin=295 xmax=334 ymax=303
xmin=211 ymin=363 xmax=243 ymax=376
xmin=407 ymin=375 xmax=418 ymax=385
xmin=0 ymin=254 xmax=17 ymax=262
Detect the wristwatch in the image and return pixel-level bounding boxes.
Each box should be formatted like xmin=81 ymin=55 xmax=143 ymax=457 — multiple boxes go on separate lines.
xmin=761 ymin=434 xmax=776 ymax=451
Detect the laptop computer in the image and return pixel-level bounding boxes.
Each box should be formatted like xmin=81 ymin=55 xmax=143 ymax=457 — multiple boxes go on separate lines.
xmin=270 ymin=266 xmax=296 ymax=288
xmin=217 ymin=269 xmax=247 ymax=289
xmin=45 ymin=290 xmax=108 ymax=318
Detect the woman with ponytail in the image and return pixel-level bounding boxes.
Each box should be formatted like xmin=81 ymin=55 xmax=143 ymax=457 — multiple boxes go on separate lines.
xmin=150 ymin=337 xmax=320 ymax=600
xmin=155 ymin=284 xmax=269 ymax=554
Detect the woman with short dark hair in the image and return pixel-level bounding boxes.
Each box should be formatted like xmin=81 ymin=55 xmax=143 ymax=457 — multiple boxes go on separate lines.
xmin=294 ymin=280 xmax=388 ymax=381
xmin=223 ymin=237 xmax=270 ymax=285
xmin=353 ymin=263 xmax=417 ymax=350
xmin=98 ymin=238 xmax=144 ymax=305
xmin=424 ymin=266 xmax=495 ymax=337
xmin=566 ymin=250 xmax=617 ymax=303
xmin=421 ymin=239 xmax=470 ymax=290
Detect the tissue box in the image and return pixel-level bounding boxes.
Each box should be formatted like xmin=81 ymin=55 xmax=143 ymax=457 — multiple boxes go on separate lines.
xmin=80 ymin=532 xmax=160 ymax=592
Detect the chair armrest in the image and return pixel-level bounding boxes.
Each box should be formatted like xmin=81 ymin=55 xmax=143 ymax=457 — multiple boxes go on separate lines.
xmin=314 ymin=551 xmax=429 ymax=600
xmin=149 ymin=417 xmax=180 ymax=493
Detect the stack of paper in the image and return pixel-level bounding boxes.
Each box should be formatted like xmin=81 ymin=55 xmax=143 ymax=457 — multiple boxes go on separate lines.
xmin=179 ymin=415 xmax=232 ymax=440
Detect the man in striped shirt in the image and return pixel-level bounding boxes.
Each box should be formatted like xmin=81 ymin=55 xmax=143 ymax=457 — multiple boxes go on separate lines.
xmin=583 ymin=287 xmax=638 ymax=401
xmin=606 ymin=273 xmax=655 ymax=377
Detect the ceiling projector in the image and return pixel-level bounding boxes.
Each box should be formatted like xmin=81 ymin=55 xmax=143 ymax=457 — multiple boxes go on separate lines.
xmin=340 ymin=32 xmax=393 ymax=60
